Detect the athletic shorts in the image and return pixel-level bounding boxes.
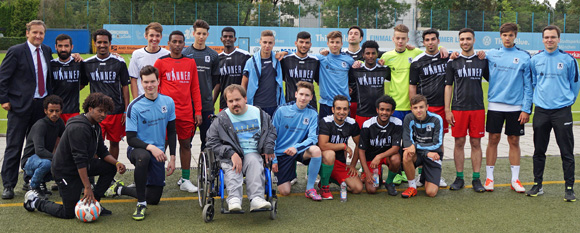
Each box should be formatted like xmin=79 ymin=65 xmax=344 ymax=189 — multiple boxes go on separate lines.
xmin=319 ymin=104 xmax=333 ymax=121
xmin=451 ymin=110 xmax=485 ymax=138
xmin=127 ymin=147 xmax=166 ymax=187
xmin=175 ymin=118 xmax=195 ymax=140
xmin=360 ymin=158 xmax=387 ymax=180
xmin=60 ymin=112 xmax=79 ymax=125
xmin=486 ymin=110 xmax=525 ymax=136
xmin=330 ymin=160 xmax=358 ymax=183
xmin=428 ymin=106 xmax=449 ymax=133
xmin=100 ymin=113 xmax=125 ymax=142
xmin=414 ymin=151 xmax=442 ymax=186
xmin=274 ymin=152 xmax=309 ymax=185
xmin=350 ymin=102 xmax=358 ymax=118
xmin=355 ymin=115 xmax=371 ymax=129
xmin=392 ymin=110 xmax=411 ymax=121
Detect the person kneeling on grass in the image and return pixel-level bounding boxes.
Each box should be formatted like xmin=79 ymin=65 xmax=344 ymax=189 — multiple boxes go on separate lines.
xmin=207 ymin=84 xmax=276 ymax=211
xmin=401 ymin=95 xmax=444 ymax=198
xmin=23 ymin=92 xmax=127 ymax=218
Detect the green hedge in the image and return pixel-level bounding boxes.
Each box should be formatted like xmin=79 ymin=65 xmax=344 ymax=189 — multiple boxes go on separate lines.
xmin=0 ymin=37 xmax=26 ymax=50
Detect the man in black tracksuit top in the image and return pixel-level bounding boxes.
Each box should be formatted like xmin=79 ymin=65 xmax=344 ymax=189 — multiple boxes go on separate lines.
xmin=23 ymin=93 xmax=127 ymax=219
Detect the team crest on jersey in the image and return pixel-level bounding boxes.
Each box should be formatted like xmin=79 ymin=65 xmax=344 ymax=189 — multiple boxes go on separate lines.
xmin=341 ymin=62 xmax=347 ymax=68
xmin=161 ymin=106 xmax=167 ymax=113
xmin=557 ymin=63 xmax=564 ymax=69
xmin=408 ymin=57 xmax=413 ymax=63
xmin=302 ymin=118 xmax=309 ymax=125
xmin=205 ymin=56 xmax=210 ymax=63
xmin=513 ymin=58 xmax=519 ymax=64
xmin=426 ymin=125 xmax=432 ymax=131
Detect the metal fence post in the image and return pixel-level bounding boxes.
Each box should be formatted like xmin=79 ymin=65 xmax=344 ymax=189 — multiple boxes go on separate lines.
xmin=130 ymin=1 xmax=132 ymax=24
xmin=195 ymin=2 xmax=197 ymax=22
xmin=338 ymin=6 xmax=340 ymax=28
xmin=299 ymin=4 xmax=301 ymax=27
xmin=532 ymin=12 xmax=534 ymax=32
xmin=152 ymin=5 xmax=154 ymax=21
xmin=357 ymin=7 xmax=359 ymax=26
xmin=448 ymin=10 xmax=450 ymax=30
xmin=259 ymin=4 xmax=261 ymax=26
xmin=499 ymin=11 xmax=502 ymax=27
xmin=430 ymin=8 xmax=432 ymax=28
xmin=564 ymin=13 xmax=567 ymax=32
xmin=238 ymin=3 xmax=240 ymax=26
xmin=482 ymin=11 xmax=485 ymax=31
xmin=217 ymin=2 xmax=219 ymax=26
xmin=86 ymin=0 xmax=89 ymax=30
xmin=108 ymin=0 xmax=110 ymax=24
xmin=173 ymin=2 xmax=176 ymax=25
xmin=278 ymin=5 xmax=281 ymax=27
xmin=376 ymin=8 xmax=378 ymax=29
xmin=548 ymin=13 xmax=550 ymax=25
xmin=465 ymin=10 xmax=467 ymax=28
xmin=516 ymin=12 xmax=518 ymax=24
xmin=318 ymin=5 xmax=321 ymax=28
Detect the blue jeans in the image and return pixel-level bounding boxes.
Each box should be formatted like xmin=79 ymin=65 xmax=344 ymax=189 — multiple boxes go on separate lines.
xmin=23 ymin=154 xmax=52 ymax=189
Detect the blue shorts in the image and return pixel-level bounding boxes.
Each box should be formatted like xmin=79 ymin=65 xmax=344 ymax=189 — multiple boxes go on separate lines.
xmin=392 ymin=110 xmax=411 ymax=121
xmin=274 ymin=152 xmax=309 ymax=185
xmin=128 ymin=146 xmax=166 ymax=186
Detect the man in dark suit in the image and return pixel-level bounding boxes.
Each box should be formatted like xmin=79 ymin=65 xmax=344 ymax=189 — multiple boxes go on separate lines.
xmin=0 ymin=20 xmax=53 ymax=199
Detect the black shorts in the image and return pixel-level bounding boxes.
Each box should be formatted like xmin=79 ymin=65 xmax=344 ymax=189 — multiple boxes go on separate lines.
xmin=486 ymin=110 xmax=525 ymax=136
xmin=414 ymin=151 xmax=442 ymax=186
xmin=275 ymin=152 xmax=309 ymax=185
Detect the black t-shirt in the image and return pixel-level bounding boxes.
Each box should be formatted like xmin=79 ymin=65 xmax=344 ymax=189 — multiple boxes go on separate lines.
xmin=348 ymin=64 xmax=390 ymax=117
xmin=218 ymin=48 xmax=251 ymax=109
xmin=318 ymin=115 xmax=360 ymax=163
xmin=358 ymin=116 xmax=402 ymax=161
xmin=253 ymin=57 xmax=278 ymax=108
xmin=344 ymin=48 xmax=386 ymax=104
xmin=445 ymin=54 xmax=489 ymax=111
xmin=281 ymin=54 xmax=320 ymax=108
xmin=83 ymin=54 xmax=130 ymax=114
xmin=50 ymin=58 xmax=87 ymax=114
xmin=409 ymin=52 xmax=449 ymax=107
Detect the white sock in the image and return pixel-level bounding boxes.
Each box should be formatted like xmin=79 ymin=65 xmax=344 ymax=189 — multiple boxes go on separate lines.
xmin=117 ymin=186 xmax=123 ymax=196
xmin=31 ymin=199 xmax=38 ymax=208
xmin=486 ymin=166 xmax=494 ymax=180
xmin=511 ymin=165 xmax=520 ymax=182
xmin=408 ymin=179 xmax=417 ymax=189
xmin=137 ymin=201 xmax=147 ymax=207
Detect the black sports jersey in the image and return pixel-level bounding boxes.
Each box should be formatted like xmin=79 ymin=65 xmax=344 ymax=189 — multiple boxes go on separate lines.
xmin=50 ymin=58 xmax=87 ymax=114
xmin=281 ymin=54 xmax=320 ymax=108
xmin=445 ymin=54 xmax=489 ymax=111
xmin=348 ymin=64 xmax=390 ymax=117
xmin=218 ymin=48 xmax=251 ymax=109
xmin=183 ymin=46 xmax=220 ymax=112
xmin=344 ymin=48 xmax=386 ymax=104
xmin=410 ymin=52 xmax=448 ymax=107
xmin=358 ymin=116 xmax=402 ymax=161
xmin=318 ymin=115 xmax=360 ymax=163
xmin=83 ymin=54 xmax=130 ymax=114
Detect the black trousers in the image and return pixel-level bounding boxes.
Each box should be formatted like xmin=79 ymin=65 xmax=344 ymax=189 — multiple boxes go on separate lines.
xmin=532 ymin=106 xmax=575 ymax=188
xmin=126 ymin=147 xmax=164 ymax=204
xmin=2 ymin=98 xmax=44 ymax=188
xmin=35 ymin=159 xmax=117 ymax=219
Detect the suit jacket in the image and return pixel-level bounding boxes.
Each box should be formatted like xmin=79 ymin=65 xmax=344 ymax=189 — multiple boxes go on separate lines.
xmin=0 ymin=42 xmax=53 ymax=114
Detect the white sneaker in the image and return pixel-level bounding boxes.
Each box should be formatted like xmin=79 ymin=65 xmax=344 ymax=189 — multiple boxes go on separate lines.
xmin=416 ymin=174 xmax=424 ymax=187
xmin=180 ymin=179 xmax=198 ymax=193
xmin=484 ymin=178 xmax=494 ymax=191
xmin=511 ymin=180 xmax=526 ymax=193
xmin=227 ymin=198 xmax=242 ymax=212
xmin=439 ymin=177 xmax=448 ymax=187
xmin=290 ymin=178 xmax=298 ymax=186
xmin=250 ymin=197 xmax=271 ymax=211
xmin=177 ymin=177 xmax=183 ymax=186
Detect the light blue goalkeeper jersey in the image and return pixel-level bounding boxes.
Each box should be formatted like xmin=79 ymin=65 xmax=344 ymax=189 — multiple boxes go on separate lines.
xmin=530 ymin=48 xmax=580 ymax=109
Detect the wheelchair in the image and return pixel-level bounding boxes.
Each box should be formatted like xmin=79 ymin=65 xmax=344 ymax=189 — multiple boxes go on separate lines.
xmin=197 ymin=148 xmax=278 ymax=223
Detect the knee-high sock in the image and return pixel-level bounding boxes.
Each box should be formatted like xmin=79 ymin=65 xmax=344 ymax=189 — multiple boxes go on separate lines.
xmin=319 ymin=163 xmax=334 ymax=186
xmin=307 ymin=157 xmax=322 ymax=190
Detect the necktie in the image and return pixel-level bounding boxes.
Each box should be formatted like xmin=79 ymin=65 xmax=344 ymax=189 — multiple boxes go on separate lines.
xmin=36 ymin=47 xmax=45 ymax=96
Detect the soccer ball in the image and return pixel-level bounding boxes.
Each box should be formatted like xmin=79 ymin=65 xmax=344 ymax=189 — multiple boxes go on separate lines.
xmin=74 ymin=200 xmax=102 ymax=222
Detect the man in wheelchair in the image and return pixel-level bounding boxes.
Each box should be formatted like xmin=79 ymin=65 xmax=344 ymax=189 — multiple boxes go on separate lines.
xmin=206 ymin=84 xmax=277 ymax=212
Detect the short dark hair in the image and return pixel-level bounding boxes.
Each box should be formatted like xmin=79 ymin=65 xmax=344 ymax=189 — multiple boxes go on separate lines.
xmin=361 ymin=40 xmax=379 ymax=53
xmin=55 ymin=34 xmax=72 ymax=45
xmin=332 ymin=95 xmax=349 ymax=107
xmin=500 ymin=23 xmax=518 ymax=35
xmin=348 ymin=26 xmax=364 ymax=39
xmin=169 ymin=30 xmax=185 ymax=41
xmin=542 ymin=25 xmax=561 ymax=38
xmin=43 ymin=95 xmax=63 ymax=110
xmin=422 ymin=28 xmax=439 ymax=40
xmin=296 ymin=81 xmax=314 ymax=96
xmin=82 ymin=92 xmax=114 ymax=113
xmin=410 ymin=94 xmax=428 ymax=106
xmin=93 ymin=29 xmax=112 ymax=42
xmin=222 ymin=27 xmax=236 ymax=37
xmin=458 ymin=28 xmax=475 ymax=37
xmin=140 ymin=65 xmax=159 ymax=80
xmin=193 ymin=19 xmax=210 ymax=31
xmin=375 ymin=95 xmax=396 ymax=111
xmin=223 ymin=84 xmax=246 ymax=101
xmin=296 ymin=31 xmax=311 ymax=40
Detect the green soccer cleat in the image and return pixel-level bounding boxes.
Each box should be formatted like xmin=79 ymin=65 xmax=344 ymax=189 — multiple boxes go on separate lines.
xmin=393 ymin=172 xmax=408 ymax=185
xmin=105 ymin=180 xmax=124 ymax=198
xmin=133 ymin=204 xmax=147 ymax=221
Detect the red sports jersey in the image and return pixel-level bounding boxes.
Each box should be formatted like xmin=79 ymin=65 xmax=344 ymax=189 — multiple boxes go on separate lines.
xmin=155 ymin=55 xmax=202 ymax=122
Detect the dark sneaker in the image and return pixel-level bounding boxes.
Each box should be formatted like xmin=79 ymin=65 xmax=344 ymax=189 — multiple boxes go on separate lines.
xmin=100 ymin=206 xmax=112 ymax=216
xmin=132 ymin=204 xmax=147 ymax=220
xmin=526 ymin=183 xmax=544 ymax=197
xmin=472 ymin=179 xmax=485 ymax=193
xmin=33 ymin=188 xmax=48 ymax=200
xmin=385 ymin=183 xmax=398 ymax=196
xmin=449 ymin=177 xmax=464 ymax=190
xmin=564 ymin=187 xmax=576 ymax=202
xmin=40 ymin=183 xmax=52 ymax=196
xmin=23 ymin=190 xmax=39 ymax=212
xmin=22 ymin=182 xmax=31 ymax=191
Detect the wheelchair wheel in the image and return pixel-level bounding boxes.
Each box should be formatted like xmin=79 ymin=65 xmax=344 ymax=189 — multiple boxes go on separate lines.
xmin=202 ymin=203 xmax=215 ymax=223
xmin=197 ymin=152 xmax=208 ymax=208
xmin=269 ymin=198 xmax=277 ymax=220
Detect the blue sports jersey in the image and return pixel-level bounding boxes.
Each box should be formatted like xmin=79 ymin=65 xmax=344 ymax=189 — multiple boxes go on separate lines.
xmin=126 ymin=94 xmax=176 ymax=151
xmin=225 ymin=105 xmax=261 ymax=154
xmin=316 ymin=53 xmax=355 ymax=106
xmin=530 ymin=48 xmax=580 ymax=109
xmin=486 ymin=46 xmax=533 ymax=113
xmin=272 ymin=102 xmax=318 ymax=157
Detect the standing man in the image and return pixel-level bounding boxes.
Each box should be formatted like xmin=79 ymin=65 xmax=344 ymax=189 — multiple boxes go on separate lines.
xmin=215 ymin=27 xmax=251 ymax=111
xmin=83 ymin=29 xmax=130 ymax=160
xmin=242 ymin=30 xmax=285 ymax=117
xmin=344 ymin=26 xmax=365 ymax=119
xmin=444 ymin=28 xmax=489 ymax=192
xmin=128 ymin=22 xmax=170 ymax=99
xmin=182 ymin=19 xmax=220 ymax=152
xmin=482 ymin=23 xmax=532 ymax=193
xmin=155 ymin=30 xmax=202 ymax=193
xmin=527 ymin=25 xmax=579 ymax=202
xmin=0 ymin=20 xmax=53 ymax=199
xmin=281 ymin=31 xmax=320 ymax=109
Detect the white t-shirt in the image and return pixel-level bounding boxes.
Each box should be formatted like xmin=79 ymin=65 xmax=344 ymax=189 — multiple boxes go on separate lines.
xmin=128 ymin=47 xmax=170 ymax=96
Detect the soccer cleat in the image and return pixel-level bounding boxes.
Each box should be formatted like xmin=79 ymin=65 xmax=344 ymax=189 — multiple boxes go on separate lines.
xmin=105 ymin=180 xmax=124 ymax=197
xmin=100 ymin=206 xmax=112 ymax=216
xmin=132 ymin=204 xmax=147 ymax=221
xmin=526 ymin=183 xmax=544 ymax=197
xmin=250 ymin=197 xmax=271 ymax=211
xmin=401 ymin=187 xmax=417 ymax=198
xmin=177 ymin=177 xmax=183 ymax=186
xmin=180 ymin=179 xmax=198 ymax=193
xmin=318 ymin=184 xmax=333 ymax=200
xmin=23 ymin=190 xmax=39 ymax=212
xmin=393 ymin=172 xmax=408 ymax=185
xmin=564 ymin=187 xmax=576 ymax=202
xmin=449 ymin=177 xmax=465 ymax=190
xmin=439 ymin=177 xmax=448 ymax=187
xmin=511 ymin=180 xmax=526 ymax=193
xmin=40 ymin=183 xmax=52 ymax=196
xmin=305 ymin=188 xmax=322 ymax=201
xmin=472 ymin=179 xmax=486 ymax=193
xmin=484 ymin=178 xmax=494 ymax=192
xmin=415 ymin=174 xmax=424 ymax=187
xmin=227 ymin=198 xmax=242 ymax=212
xmin=385 ymin=183 xmax=398 ymax=196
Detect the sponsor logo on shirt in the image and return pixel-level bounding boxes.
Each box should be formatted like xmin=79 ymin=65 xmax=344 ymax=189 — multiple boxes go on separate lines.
xmin=89 ymin=68 xmax=118 ymax=83
xmin=302 ymin=118 xmax=309 ymax=125
xmin=513 ymin=58 xmax=519 ymax=64
xmin=408 ymin=57 xmax=413 ymax=63
xmin=558 ymin=63 xmax=564 ymax=69
xmin=289 ymin=66 xmax=315 ymax=80
xmin=341 ymin=62 xmax=347 ymax=68
xmin=205 ymin=56 xmax=210 ymax=63
xmin=162 ymin=106 xmax=167 ymax=113
xmin=422 ymin=63 xmax=447 ymax=76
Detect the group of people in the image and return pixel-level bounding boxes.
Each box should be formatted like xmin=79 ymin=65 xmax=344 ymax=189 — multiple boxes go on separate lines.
xmin=0 ymin=18 xmax=577 ymax=222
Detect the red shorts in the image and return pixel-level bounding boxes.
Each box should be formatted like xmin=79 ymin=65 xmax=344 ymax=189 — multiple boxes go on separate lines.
xmin=350 ymin=102 xmax=357 ymax=118
xmin=355 ymin=115 xmax=371 ymax=129
xmin=60 ymin=112 xmax=79 ymax=125
xmin=99 ymin=114 xmax=126 ymax=142
xmin=360 ymin=158 xmax=387 ymax=180
xmin=451 ymin=110 xmax=485 ymax=138
xmin=330 ymin=160 xmax=358 ymax=183
xmin=175 ymin=118 xmax=195 ymax=140
xmin=428 ymin=106 xmax=449 ymax=133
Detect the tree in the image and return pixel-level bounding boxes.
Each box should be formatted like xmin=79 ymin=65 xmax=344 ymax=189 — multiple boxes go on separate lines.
xmin=6 ymin=0 xmax=39 ymax=37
